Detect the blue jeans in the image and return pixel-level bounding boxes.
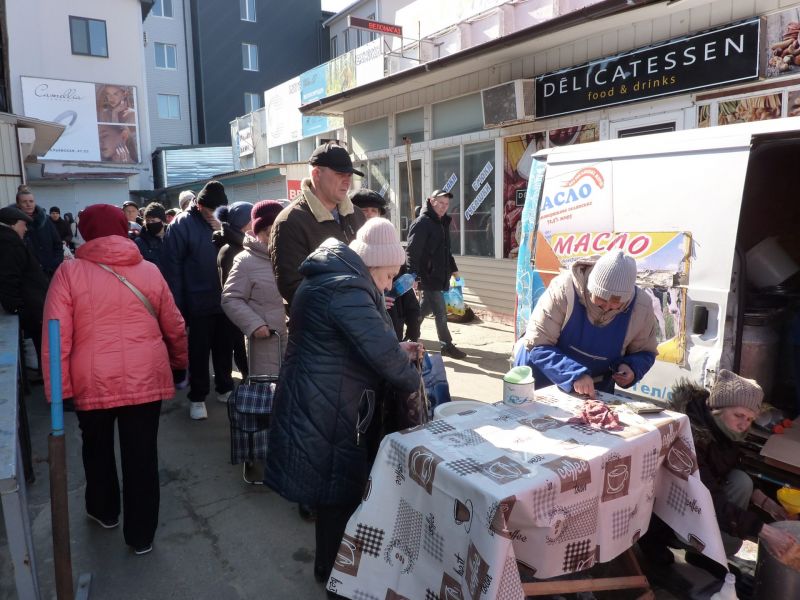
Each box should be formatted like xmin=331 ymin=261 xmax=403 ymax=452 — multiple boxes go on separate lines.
xmin=419 ymin=289 xmax=452 ymax=346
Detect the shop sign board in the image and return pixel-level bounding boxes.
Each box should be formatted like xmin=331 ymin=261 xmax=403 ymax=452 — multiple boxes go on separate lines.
xmin=238 ymin=127 xmax=253 ymax=156
xmin=266 ymin=77 xmax=302 ymax=148
xmin=348 ymin=16 xmax=402 ymax=37
xmin=535 ymin=19 xmax=761 ymax=118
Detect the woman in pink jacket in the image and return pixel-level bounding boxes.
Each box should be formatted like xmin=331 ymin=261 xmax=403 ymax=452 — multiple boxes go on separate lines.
xmin=43 ymin=204 xmax=188 ymax=555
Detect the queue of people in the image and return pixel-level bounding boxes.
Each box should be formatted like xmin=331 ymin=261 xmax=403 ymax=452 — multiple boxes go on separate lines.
xmin=5 ymin=139 xmax=798 ymax=593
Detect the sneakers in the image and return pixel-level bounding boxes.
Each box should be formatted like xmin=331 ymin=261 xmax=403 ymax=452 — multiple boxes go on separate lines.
xmin=440 ymin=343 xmax=467 ymax=359
xmin=133 ymin=543 xmax=153 ymax=555
xmin=87 ymin=513 xmax=119 ymax=529
xmin=216 ymin=390 xmax=231 ymax=404
xmin=189 ymin=401 xmax=208 ymax=420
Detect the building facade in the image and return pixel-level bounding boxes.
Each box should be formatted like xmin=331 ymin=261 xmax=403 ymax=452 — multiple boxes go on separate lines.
xmin=190 ymin=0 xmax=329 ymax=144
xmin=144 ymin=0 xmax=197 ymax=149
xmin=6 ymin=0 xmax=155 ymax=213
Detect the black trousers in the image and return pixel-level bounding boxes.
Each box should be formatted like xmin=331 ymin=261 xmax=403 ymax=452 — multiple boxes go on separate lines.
xmin=76 ymin=401 xmax=162 ymax=548
xmin=225 ymin=315 xmax=248 ymax=379
xmin=315 ymin=500 xmax=361 ymax=584
xmin=187 ymin=313 xmax=234 ymax=402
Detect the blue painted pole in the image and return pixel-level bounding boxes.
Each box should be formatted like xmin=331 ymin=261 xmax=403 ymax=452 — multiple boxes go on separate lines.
xmin=48 ymin=319 xmax=63 ymax=436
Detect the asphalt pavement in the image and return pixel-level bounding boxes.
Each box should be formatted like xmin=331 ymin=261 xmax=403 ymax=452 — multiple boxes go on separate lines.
xmin=0 ymin=316 xmax=747 ymax=599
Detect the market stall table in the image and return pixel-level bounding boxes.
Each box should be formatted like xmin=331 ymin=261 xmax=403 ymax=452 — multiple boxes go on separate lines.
xmin=326 ymin=386 xmax=725 ymax=600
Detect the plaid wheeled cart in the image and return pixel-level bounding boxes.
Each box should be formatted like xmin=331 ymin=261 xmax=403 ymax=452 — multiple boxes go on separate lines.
xmin=227 ymin=331 xmax=281 ymax=484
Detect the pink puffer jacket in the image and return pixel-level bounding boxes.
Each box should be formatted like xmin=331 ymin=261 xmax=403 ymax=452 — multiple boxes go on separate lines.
xmin=43 ymin=235 xmax=188 ymax=411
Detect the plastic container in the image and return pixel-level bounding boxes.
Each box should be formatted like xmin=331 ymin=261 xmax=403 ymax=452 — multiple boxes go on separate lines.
xmin=778 ymin=487 xmax=800 ymax=516
xmin=389 ymin=273 xmax=416 ymax=298
xmin=746 ymin=237 xmax=799 ymax=289
xmin=503 ymin=366 xmax=534 ymax=405
xmin=710 ymin=573 xmax=738 ymax=600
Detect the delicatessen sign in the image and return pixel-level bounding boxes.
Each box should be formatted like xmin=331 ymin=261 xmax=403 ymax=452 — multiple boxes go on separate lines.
xmin=535 ymin=19 xmax=761 ymax=118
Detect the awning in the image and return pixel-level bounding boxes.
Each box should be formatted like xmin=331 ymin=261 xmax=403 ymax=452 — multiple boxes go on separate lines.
xmin=0 ymin=112 xmax=65 ymax=157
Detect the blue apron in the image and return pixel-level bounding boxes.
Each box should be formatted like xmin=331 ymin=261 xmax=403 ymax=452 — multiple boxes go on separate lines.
xmin=520 ymin=287 xmax=636 ymax=394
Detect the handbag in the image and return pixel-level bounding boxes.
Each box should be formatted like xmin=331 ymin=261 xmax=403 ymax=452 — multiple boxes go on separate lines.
xmin=227 ymin=331 xmax=282 ymax=482
xmin=381 ymin=357 xmax=430 ymax=434
xmin=421 ymin=351 xmax=451 ymax=419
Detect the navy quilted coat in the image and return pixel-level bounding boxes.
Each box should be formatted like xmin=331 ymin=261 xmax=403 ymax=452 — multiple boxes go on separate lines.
xmin=264 ymin=239 xmax=420 ymax=507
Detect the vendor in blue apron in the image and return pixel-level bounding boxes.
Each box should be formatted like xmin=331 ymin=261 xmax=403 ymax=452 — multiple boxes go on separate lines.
xmin=516 ymin=250 xmax=658 ymax=398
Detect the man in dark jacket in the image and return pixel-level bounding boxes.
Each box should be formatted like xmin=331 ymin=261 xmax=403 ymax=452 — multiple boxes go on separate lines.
xmin=0 ymin=206 xmax=49 ymax=369
xmin=134 ymin=202 xmax=167 ymax=273
xmin=16 ymin=186 xmax=63 ymax=277
xmin=49 ymin=206 xmax=73 ymax=247
xmin=406 ymin=189 xmax=466 ymax=358
xmin=162 ymin=181 xmax=234 ymax=420
xmin=270 ymin=142 xmax=366 ymax=307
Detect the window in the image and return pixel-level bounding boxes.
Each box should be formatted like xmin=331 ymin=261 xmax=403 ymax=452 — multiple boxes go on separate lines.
xmin=330 ymin=35 xmax=338 ymax=57
xmin=244 ymin=92 xmax=261 ymax=113
xmin=395 ymin=108 xmax=424 ymax=145
xmin=240 ymin=0 xmax=256 ymax=22
xmin=242 ymin=43 xmax=258 ymax=71
xmin=69 ymin=16 xmax=108 ymax=57
xmin=155 ymin=42 xmax=177 ymax=69
xmin=157 ymin=94 xmax=180 ymax=119
xmin=152 ymin=0 xmax=173 ymax=18
xmin=357 ymin=29 xmax=363 ymax=47
xmin=344 ymin=30 xmax=350 ymax=52
xmin=432 ymin=146 xmax=461 ymax=254
xmin=463 ymin=142 xmax=495 ymax=257
xmin=367 ymin=13 xmax=377 ymax=42
xmin=432 ymin=93 xmax=483 ymax=139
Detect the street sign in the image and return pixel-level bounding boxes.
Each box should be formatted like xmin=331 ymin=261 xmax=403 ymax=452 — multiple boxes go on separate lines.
xmin=348 ymin=16 xmax=402 ymax=37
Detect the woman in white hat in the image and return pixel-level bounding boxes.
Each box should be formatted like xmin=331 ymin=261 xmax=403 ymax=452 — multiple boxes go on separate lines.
xmin=517 ymin=249 xmax=659 ymax=398
xmin=263 ymin=218 xmax=423 ymax=595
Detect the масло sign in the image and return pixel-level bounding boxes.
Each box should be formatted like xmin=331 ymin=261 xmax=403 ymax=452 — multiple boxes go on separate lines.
xmin=535 ymin=19 xmax=761 ymax=118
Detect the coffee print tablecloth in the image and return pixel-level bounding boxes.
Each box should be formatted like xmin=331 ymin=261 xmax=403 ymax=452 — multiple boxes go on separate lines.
xmin=327 ymin=387 xmax=725 ymax=600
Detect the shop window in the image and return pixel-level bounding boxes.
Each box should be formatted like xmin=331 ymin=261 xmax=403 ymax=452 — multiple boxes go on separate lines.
xmin=718 ymin=94 xmax=781 ymax=126
xmin=350 ymin=118 xmax=389 ymax=154
xmin=432 ymin=94 xmax=482 ymax=139
xmin=69 ymin=16 xmax=108 ymax=58
xmin=463 ymin=142 xmax=495 ymax=258
xmin=396 ymin=108 xmax=424 ymax=146
xmin=368 ymin=158 xmax=390 ymax=208
xmin=432 ymin=146 xmax=462 ymax=255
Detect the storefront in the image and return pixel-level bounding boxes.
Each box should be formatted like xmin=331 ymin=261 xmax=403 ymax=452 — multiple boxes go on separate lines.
xmin=302 ymin=2 xmax=800 ymax=321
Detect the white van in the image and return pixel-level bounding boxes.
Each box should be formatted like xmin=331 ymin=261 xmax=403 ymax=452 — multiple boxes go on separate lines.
xmin=514 ymin=117 xmax=800 ymax=411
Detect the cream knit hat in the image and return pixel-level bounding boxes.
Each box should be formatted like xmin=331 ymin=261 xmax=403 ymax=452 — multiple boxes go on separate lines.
xmin=587 ymin=250 xmax=637 ymax=302
xmin=707 ymin=369 xmax=764 ymax=413
xmin=349 ymin=218 xmax=406 ymax=268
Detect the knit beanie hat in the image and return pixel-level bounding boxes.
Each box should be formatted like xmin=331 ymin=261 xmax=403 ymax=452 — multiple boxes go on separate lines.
xmin=349 ymin=218 xmax=406 ymax=267
xmin=587 ymin=250 xmax=637 ymax=302
xmin=78 ymin=204 xmax=129 ymax=241
xmin=707 ymin=369 xmax=764 ymax=413
xmin=251 ymin=200 xmax=284 ymax=235
xmin=196 ymin=181 xmax=228 ymax=210
xmin=49 ymin=206 xmax=61 ymax=214
xmin=215 ymin=201 xmax=253 ymax=232
xmin=143 ymin=202 xmax=167 ymax=222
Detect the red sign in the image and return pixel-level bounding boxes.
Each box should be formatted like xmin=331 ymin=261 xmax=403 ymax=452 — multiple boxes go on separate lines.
xmin=348 ymin=16 xmax=403 ymax=37
xmin=287 ymin=179 xmax=302 ymax=200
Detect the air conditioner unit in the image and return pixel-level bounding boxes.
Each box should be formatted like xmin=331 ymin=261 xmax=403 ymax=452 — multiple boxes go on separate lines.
xmin=481 ymin=79 xmax=535 ymax=128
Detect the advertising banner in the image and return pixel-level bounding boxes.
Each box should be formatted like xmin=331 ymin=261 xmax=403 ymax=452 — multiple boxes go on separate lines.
xmin=21 ymin=76 xmax=140 ymax=163
xmin=536 ymin=19 xmax=761 ymax=118
xmin=238 ymin=127 xmax=254 ymax=156
xmin=266 ymin=77 xmax=302 ymax=148
xmin=764 ymin=7 xmax=800 ymax=79
xmin=355 ymin=38 xmax=384 ymax=86
xmin=538 ymin=162 xmax=613 ymax=238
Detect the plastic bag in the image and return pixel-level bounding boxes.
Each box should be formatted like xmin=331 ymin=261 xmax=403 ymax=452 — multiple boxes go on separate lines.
xmin=444 ymin=276 xmax=465 ymax=316
xmin=422 ymin=352 xmax=451 ymax=418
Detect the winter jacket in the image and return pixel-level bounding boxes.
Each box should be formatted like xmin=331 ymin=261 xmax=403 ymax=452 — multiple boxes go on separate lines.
xmin=0 ymin=224 xmax=49 ymax=333
xmin=269 ymin=179 xmax=365 ymax=306
xmin=42 ymin=235 xmax=188 ymax=411
xmin=406 ymin=201 xmax=459 ymax=291
xmin=134 ymin=227 xmax=165 ymax=273
xmin=24 ymin=205 xmax=63 ymax=276
xmin=670 ymin=380 xmax=764 ymax=540
xmin=523 ymin=259 xmax=658 ymax=390
xmin=213 ymin=222 xmax=246 ymax=287
xmin=161 ymin=206 xmax=222 ymax=318
xmin=221 ymin=235 xmax=286 ymax=376
xmin=52 ymin=217 xmax=73 ymax=245
xmin=264 ymin=239 xmax=420 ymax=507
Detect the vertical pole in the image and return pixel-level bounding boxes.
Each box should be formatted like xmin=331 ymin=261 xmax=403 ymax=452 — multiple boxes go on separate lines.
xmin=48 ymin=320 xmax=74 ymax=600
xmin=405 ymin=136 xmax=414 ymax=220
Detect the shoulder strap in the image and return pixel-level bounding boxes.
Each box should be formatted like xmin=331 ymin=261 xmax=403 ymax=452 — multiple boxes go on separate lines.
xmin=97 ymin=263 xmax=157 ymax=319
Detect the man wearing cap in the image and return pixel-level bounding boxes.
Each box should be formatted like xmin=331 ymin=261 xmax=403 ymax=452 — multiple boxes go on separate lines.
xmin=350 ymin=188 xmax=388 ymax=219
xmin=518 ymin=250 xmax=658 ymax=398
xmin=122 ymin=200 xmax=142 ymax=238
xmin=270 ymin=142 xmax=366 ymax=307
xmin=163 ymin=180 xmax=235 ymax=420
xmin=0 ymin=206 xmax=49 ymax=369
xmin=49 ymin=206 xmax=73 ymax=247
xmin=406 ymin=189 xmax=466 ymax=359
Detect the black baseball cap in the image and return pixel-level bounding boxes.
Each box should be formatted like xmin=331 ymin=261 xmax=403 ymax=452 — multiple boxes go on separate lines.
xmin=308 ymin=143 xmax=364 ymax=177
xmin=429 ymin=189 xmax=453 ymax=199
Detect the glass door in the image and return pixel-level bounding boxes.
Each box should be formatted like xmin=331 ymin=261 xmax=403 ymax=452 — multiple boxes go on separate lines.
xmin=395 ymin=155 xmax=423 ymax=241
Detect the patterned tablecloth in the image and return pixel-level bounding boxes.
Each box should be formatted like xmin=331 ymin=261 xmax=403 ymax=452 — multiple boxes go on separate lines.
xmin=327 ymin=387 xmax=725 ymax=600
